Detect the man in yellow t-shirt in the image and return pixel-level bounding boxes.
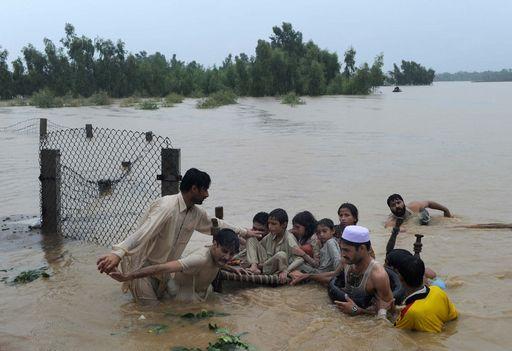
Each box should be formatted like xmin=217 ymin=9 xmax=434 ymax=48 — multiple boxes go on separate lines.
xmin=391 ymin=253 xmax=458 ymax=333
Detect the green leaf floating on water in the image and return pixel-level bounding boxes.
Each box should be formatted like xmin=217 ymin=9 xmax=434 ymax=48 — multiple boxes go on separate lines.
xmin=180 ymin=310 xmax=230 ymax=320
xmin=11 ymin=267 xmax=50 ymax=284
xmin=147 ymin=323 xmax=169 ymax=335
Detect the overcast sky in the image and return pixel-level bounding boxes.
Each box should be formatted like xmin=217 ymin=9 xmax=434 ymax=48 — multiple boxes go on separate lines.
xmin=1 ymin=0 xmax=511 ymax=73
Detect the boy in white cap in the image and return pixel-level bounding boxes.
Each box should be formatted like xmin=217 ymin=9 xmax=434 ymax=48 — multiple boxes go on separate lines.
xmin=291 ymin=225 xmax=394 ymax=317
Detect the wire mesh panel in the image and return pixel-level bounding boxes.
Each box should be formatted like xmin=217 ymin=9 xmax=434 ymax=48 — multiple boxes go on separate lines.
xmin=40 ymin=127 xmax=173 ymax=247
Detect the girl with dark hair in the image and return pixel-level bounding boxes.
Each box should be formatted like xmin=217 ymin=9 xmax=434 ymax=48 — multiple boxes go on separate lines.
xmin=334 ymin=203 xmax=359 ymax=239
xmin=291 ymin=211 xmax=320 ymax=267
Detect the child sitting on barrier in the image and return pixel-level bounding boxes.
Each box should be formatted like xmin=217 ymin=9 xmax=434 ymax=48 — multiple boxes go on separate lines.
xmin=246 ymin=208 xmax=303 ymax=283
xmin=295 ymin=218 xmax=341 ymax=274
xmin=290 ymin=211 xmax=320 ymax=268
xmin=231 ymin=212 xmax=269 ymax=265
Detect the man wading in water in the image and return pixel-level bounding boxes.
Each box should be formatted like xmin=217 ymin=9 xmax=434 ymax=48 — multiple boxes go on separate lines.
xmin=385 ymin=193 xmax=452 ymax=229
xmin=96 ymin=168 xmax=263 ymax=304
xmin=291 ymin=226 xmax=394 ymax=317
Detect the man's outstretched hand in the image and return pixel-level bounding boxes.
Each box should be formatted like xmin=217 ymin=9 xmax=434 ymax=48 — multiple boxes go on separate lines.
xmin=108 ymin=268 xmax=130 ymax=282
xmin=97 ymin=253 xmax=121 ymax=274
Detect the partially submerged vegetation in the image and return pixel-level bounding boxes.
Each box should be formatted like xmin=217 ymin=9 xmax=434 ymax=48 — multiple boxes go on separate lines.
xmin=197 ymin=90 xmax=237 ymax=109
xmin=172 ymin=323 xmax=252 ymax=351
xmin=29 ymin=88 xmax=111 ymax=108
xmin=1 ymin=266 xmax=50 ymax=284
xmin=280 ymin=92 xmax=305 ymax=106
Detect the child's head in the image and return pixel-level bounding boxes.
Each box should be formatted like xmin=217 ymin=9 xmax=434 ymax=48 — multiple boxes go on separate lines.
xmin=252 ymin=212 xmax=269 ymax=237
xmin=212 ymin=228 xmax=240 ymax=265
xmin=291 ymin=211 xmax=317 ymax=245
xmin=268 ymin=208 xmax=288 ymax=235
xmin=337 ymin=203 xmax=358 ymax=228
xmin=317 ymin=218 xmax=335 ymax=243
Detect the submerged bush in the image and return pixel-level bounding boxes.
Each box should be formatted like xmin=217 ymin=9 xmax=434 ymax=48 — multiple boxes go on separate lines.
xmin=197 ymin=90 xmax=237 ymax=109
xmin=138 ymin=100 xmax=159 ymax=110
xmin=281 ymin=92 xmax=305 ymax=106
xmin=120 ymin=96 xmax=142 ymax=107
xmin=30 ymin=88 xmax=63 ymax=108
xmin=87 ymin=91 xmax=111 ymax=106
xmin=5 ymin=96 xmax=29 ymax=106
xmin=162 ymin=93 xmax=184 ymax=107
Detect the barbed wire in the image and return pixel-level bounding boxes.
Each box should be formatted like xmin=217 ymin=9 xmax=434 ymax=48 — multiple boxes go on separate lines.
xmin=0 ymin=118 xmax=71 ymax=134
xmin=40 ymin=126 xmax=173 ymax=246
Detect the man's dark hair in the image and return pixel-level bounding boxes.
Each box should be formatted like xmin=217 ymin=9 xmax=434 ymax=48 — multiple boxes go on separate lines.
xmin=385 ymin=249 xmax=413 ymax=269
xmin=180 ymin=168 xmax=211 ymax=192
xmin=317 ymin=218 xmax=334 ymax=230
xmin=253 ymin=212 xmax=269 ymax=226
xmin=340 ymin=238 xmax=371 ymax=251
xmin=394 ymin=255 xmax=425 ymax=288
xmin=214 ymin=228 xmax=240 ymax=254
xmin=386 ymin=193 xmax=404 ymax=207
xmin=268 ymin=208 xmax=288 ymax=225
xmin=337 ymin=203 xmax=359 ymax=224
xmin=292 ymin=211 xmax=317 ymax=244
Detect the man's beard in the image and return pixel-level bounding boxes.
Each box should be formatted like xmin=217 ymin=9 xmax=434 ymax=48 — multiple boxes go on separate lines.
xmin=393 ymin=207 xmax=406 ymax=217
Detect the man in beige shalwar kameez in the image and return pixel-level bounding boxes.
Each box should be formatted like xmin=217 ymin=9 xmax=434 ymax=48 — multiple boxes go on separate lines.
xmin=97 ymin=168 xmax=262 ymax=304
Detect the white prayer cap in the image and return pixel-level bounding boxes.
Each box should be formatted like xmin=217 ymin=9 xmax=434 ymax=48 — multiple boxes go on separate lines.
xmin=342 ymin=225 xmax=370 ymax=243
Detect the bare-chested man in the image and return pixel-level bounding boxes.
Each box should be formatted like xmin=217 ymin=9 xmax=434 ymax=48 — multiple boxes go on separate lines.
xmin=385 ymin=193 xmax=452 ymax=228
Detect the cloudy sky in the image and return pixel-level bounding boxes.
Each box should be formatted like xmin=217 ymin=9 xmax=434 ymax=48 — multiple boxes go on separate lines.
xmin=1 ymin=0 xmax=511 ymax=73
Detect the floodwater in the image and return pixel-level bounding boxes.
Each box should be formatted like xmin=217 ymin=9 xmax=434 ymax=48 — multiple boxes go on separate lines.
xmin=1 ymin=82 xmax=512 ymax=350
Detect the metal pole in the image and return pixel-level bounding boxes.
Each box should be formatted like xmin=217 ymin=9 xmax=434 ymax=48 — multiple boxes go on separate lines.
xmin=39 ymin=118 xmax=47 ymax=140
xmin=40 ymin=149 xmax=61 ymax=235
xmin=159 ymin=148 xmax=181 ymax=196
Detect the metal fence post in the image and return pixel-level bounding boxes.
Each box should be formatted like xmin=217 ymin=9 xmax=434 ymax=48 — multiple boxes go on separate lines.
xmin=40 ymin=149 xmax=61 ymax=235
xmin=39 ymin=118 xmax=47 ymax=140
xmin=85 ymin=124 xmax=93 ymax=138
xmin=159 ymin=148 xmax=181 ymax=196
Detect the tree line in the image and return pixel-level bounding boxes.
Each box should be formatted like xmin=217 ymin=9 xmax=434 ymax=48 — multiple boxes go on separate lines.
xmin=0 ymin=23 xmax=435 ymax=100
xmin=435 ymin=69 xmax=512 ymax=82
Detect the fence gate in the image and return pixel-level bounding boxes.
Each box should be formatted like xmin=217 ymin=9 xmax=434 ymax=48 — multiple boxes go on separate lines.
xmin=39 ymin=124 xmax=180 ymax=246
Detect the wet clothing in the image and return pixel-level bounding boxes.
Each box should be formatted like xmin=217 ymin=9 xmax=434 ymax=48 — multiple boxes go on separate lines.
xmin=170 ymin=247 xmax=221 ymax=302
xmin=111 ymin=193 xmax=246 ymax=301
xmin=301 ymin=238 xmax=341 ymax=273
xmin=246 ymin=230 xmax=303 ymax=274
xmin=318 ymin=238 xmax=341 ymax=272
xmin=395 ymin=286 xmax=458 ymax=333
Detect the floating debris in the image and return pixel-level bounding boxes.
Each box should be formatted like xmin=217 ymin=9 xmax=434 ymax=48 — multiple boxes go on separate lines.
xmin=146 ymin=323 xmax=169 ymax=335
xmin=11 ymin=267 xmax=50 ymax=284
xmin=180 ymin=310 xmax=230 ymax=320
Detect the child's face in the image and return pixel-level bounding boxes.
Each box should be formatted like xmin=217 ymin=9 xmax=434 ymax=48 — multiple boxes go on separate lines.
xmin=252 ymin=221 xmax=269 ymax=237
xmin=291 ymin=223 xmax=306 ymax=239
xmin=338 ymin=208 xmax=356 ymax=227
xmin=317 ymin=224 xmax=334 ymax=243
xmin=268 ymin=218 xmax=287 ymax=235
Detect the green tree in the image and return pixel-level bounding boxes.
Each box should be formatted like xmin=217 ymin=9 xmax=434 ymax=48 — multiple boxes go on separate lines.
xmin=369 ymin=53 xmax=385 ymax=87
xmin=343 ymin=47 xmax=356 ymax=78
xmin=251 ymin=40 xmax=273 ymax=96
xmin=0 ymin=48 xmax=13 ymax=99
xmin=61 ymin=23 xmax=96 ymax=96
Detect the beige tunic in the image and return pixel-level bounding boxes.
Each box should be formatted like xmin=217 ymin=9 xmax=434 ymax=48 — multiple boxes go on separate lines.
xmin=166 ymin=246 xmax=220 ymax=302
xmin=246 ymin=230 xmax=303 ymax=274
xmin=111 ymin=193 xmax=246 ymax=292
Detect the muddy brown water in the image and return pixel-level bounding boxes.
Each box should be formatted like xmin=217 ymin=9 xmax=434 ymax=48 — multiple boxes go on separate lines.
xmin=1 ymin=82 xmax=511 ymax=350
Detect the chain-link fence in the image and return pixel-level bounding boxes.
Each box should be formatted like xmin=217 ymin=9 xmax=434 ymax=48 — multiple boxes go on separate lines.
xmin=39 ymin=125 xmax=177 ymax=247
